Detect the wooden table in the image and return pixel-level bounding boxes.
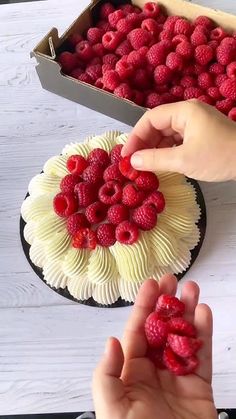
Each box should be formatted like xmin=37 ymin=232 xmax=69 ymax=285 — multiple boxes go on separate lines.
xmin=0 ymin=0 xmax=236 ymax=414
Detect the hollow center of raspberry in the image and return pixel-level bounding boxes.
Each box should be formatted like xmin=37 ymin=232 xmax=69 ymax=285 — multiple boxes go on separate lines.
xmin=105 ymin=34 xmax=112 ymax=42
xmin=106 ymin=186 xmax=116 ymax=196
xmin=122 ymin=231 xmax=131 ymax=240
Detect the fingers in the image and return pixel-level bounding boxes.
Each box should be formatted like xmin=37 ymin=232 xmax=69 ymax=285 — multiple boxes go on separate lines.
xmin=159 ymin=273 xmax=178 ymax=296
xmin=194 ymin=303 xmax=213 ymax=384
xmin=93 ymin=337 xmax=125 ymax=407
xmin=130 ymin=146 xmax=184 ymax=172
xmin=180 ymin=281 xmax=200 ymax=323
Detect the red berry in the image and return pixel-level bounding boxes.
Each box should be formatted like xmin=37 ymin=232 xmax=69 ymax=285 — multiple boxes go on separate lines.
xmin=172 ymin=34 xmax=188 ymax=46
xmin=133 ymin=89 xmax=145 ymax=106
xmin=132 ymin=204 xmax=157 ymax=231
xmin=198 ymin=72 xmax=213 ymax=89
xmin=72 ymin=228 xmax=97 ymax=249
xmin=97 ymin=20 xmax=112 ymax=33
xmin=198 ymin=95 xmax=213 ymax=105
xmin=133 ymin=68 xmax=150 ymax=89
xmin=174 ymin=18 xmax=192 ymax=36
xmin=78 ymin=72 xmax=93 ymax=84
xmin=219 ymin=78 xmax=236 ymax=100
xmin=135 ymin=171 xmax=159 ymax=191
xmin=215 ymin=73 xmax=228 ymax=87
xmin=108 ymin=9 xmax=125 ymax=28
xmin=115 ymin=39 xmax=132 ymax=57
xmin=107 ymin=204 xmax=129 ymax=225
xmin=99 ymin=2 xmax=115 ymax=20
xmin=184 ymin=87 xmax=203 ymax=100
xmin=147 ymin=347 xmax=166 ymax=369
xmin=127 ymin=28 xmax=151 ymax=50
xmin=166 ymin=52 xmax=184 ymax=71
xmin=190 ymin=29 xmax=207 ymax=47
xmin=147 ymin=41 xmax=171 ymax=66
xmin=127 ymin=49 xmax=145 ymax=68
xmin=82 ymin=165 xmax=104 ymax=184
xmin=168 ymin=334 xmax=202 ymax=358
xmin=94 ymin=77 xmax=105 ymax=89
xmin=163 ymin=15 xmax=179 ymax=33
xmin=116 ymin=17 xmax=135 ymax=35
xmin=144 ymin=190 xmax=165 ymax=213
xmin=103 ymin=163 xmax=125 ymax=183
xmin=145 ymin=312 xmax=169 ymax=348
xmin=85 ymin=201 xmax=107 ymax=224
xmin=216 ymin=98 xmax=235 ymax=114
xmin=168 ymin=317 xmax=197 ymax=338
xmin=115 ymin=220 xmax=139 ymax=244
xmin=163 ymin=347 xmax=198 ymax=376
xmin=93 ymin=43 xmax=105 ymax=57
xmin=126 ymin=12 xmax=142 ymax=27
xmin=115 ymin=58 xmax=134 ymax=79
xmin=207 ymin=86 xmax=221 ymax=100
xmin=122 ymin=184 xmax=145 ymax=208
xmin=159 ymin=30 xmax=173 ymax=41
xmin=216 ymin=44 xmax=236 ymax=66
xmin=160 ymin=92 xmax=175 ymax=104
xmin=76 ymin=41 xmax=94 ymax=61
xmin=180 ymin=75 xmax=197 ymax=88
xmin=96 ymin=223 xmax=116 ymax=247
xmin=176 ymin=41 xmax=193 ymax=59
xmin=88 ymin=148 xmax=110 ymax=167
xmin=110 ymin=144 xmax=123 ymax=164
xmin=60 ymin=174 xmax=81 ymax=193
xmin=210 ymin=27 xmax=227 ymax=42
xmin=103 ymin=70 xmax=120 ymax=91
xmin=221 ymin=37 xmax=236 ymax=47
xmin=141 ymin=18 xmax=160 ymax=37
xmin=75 ymin=182 xmax=96 ymax=207
xmin=194 ymin=15 xmax=214 ymax=30
xmin=228 ymin=107 xmax=236 ymax=121
xmin=226 ymin=61 xmax=236 ymax=80
xmin=87 ymin=27 xmax=104 ymax=45
xmin=154 ymin=65 xmax=172 ymax=85
xmin=170 ymin=85 xmax=184 ymax=100
xmin=119 ymin=155 xmax=139 ymax=180
xmin=120 ymin=3 xmax=140 ymax=15
xmin=103 ymin=53 xmax=118 ymax=66
xmin=86 ymin=64 xmax=102 ymax=82
xmin=209 ymin=62 xmax=225 ymax=75
xmin=53 ymin=192 xmax=78 ymax=217
xmin=156 ymin=294 xmax=185 ymax=318
xmin=70 ymin=67 xmax=84 ymax=79
xmin=143 ymin=2 xmax=160 ymax=19
xmin=66 ymin=155 xmax=88 ymax=175
xmin=99 ymin=181 xmax=122 ymax=205
xmin=67 ymin=33 xmax=83 ymax=48
xmin=66 ymin=213 xmax=89 ymax=236
xmin=145 ymin=92 xmax=163 ymax=108
xmin=102 ymin=63 xmax=114 ymax=74
xmin=194 ymin=44 xmax=214 ymax=65
xmin=58 ymin=52 xmax=78 ymax=74
xmin=102 ymin=31 xmax=123 ymax=51
xmin=114 ymin=83 xmax=133 ymax=100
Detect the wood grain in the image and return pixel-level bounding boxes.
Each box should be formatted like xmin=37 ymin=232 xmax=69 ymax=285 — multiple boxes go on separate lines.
xmin=0 ymin=0 xmax=236 ymax=414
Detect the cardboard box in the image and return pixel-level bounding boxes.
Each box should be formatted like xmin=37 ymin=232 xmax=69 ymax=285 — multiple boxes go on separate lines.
xmin=32 ymin=0 xmax=236 ymax=126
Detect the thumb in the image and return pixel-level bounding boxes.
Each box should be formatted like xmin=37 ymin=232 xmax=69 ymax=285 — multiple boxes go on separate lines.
xmin=131 ymin=146 xmax=184 ymax=173
xmin=93 ymin=337 xmax=125 ymax=409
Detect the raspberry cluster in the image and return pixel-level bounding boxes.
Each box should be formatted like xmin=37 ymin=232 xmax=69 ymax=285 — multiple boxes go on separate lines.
xmin=57 ymin=2 xmax=236 ymax=121
xmin=53 ymin=146 xmax=165 ymax=249
xmin=145 ymin=294 xmax=202 ymax=375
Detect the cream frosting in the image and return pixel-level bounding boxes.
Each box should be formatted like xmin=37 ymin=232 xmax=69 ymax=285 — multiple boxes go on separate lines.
xmin=43 ymin=260 xmax=68 ymax=289
xmin=23 ymin=220 xmax=36 ymax=245
xmin=35 ymin=213 xmax=66 ymax=241
xmin=43 ymin=155 xmax=69 ymax=178
xmin=28 ymin=173 xmax=61 ymax=197
xmin=63 ymin=247 xmax=89 ymax=278
xmin=29 ymin=240 xmax=46 ymax=268
xmin=88 ymin=246 xmax=119 ymax=285
xmin=67 ymin=274 xmax=94 ymax=301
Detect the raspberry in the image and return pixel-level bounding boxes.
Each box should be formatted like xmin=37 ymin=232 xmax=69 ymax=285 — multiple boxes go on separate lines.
xmin=66 ymin=213 xmax=89 ymax=236
xmin=132 ymin=204 xmax=157 ymax=231
xmin=226 ymin=61 xmax=236 ymax=79
xmin=194 ymin=15 xmax=214 ymax=30
xmin=119 ymin=155 xmax=139 ymax=180
xmin=193 ymin=63 xmax=207 ymax=75
xmin=122 ymin=184 xmax=145 ymax=208
xmin=147 ymin=347 xmax=166 ymax=369
xmin=145 ymin=92 xmax=163 ymax=108
xmin=174 ymin=18 xmax=192 ymax=36
xmin=108 ymin=9 xmax=125 ymax=28
xmin=156 ymin=294 xmax=185 ymax=318
xmin=215 ymin=73 xmax=228 ymax=87
xmin=184 ymin=86 xmax=203 ymax=100
xmin=103 ymin=53 xmax=118 ymax=66
xmin=89 ymin=57 xmax=102 ymax=65
xmin=163 ymin=347 xmax=198 ymax=376
xmin=115 ymin=58 xmax=134 ymax=79
xmin=102 ymin=63 xmax=114 ymax=74
xmin=216 ymin=98 xmax=235 ymax=114
xmin=135 ymin=171 xmax=159 ymax=191
xmin=96 ymin=223 xmax=116 ymax=247
xmin=76 ymin=41 xmax=94 ymax=61
xmin=93 ymin=43 xmax=105 ymax=57
xmin=127 ymin=50 xmax=145 ymax=68
xmin=159 ymin=30 xmax=172 ymax=41
xmin=67 ymin=33 xmax=83 ymax=48
xmin=114 ymin=83 xmax=133 ymax=100
xmin=116 ymin=18 xmax=134 ymax=35
xmin=67 ymin=155 xmax=88 ymax=175
xmin=221 ymin=37 xmax=236 ymax=47
xmin=180 ymin=75 xmax=196 ymax=88
xmin=170 ymin=85 xmax=184 ymax=100
xmin=88 ymin=148 xmax=109 ymax=168
xmin=198 ymin=72 xmax=213 ymax=89
xmin=126 ymin=12 xmax=142 ymax=27
xmin=99 ymin=2 xmax=115 ymax=20
xmin=102 ymin=31 xmax=123 ymax=51
xmin=78 ymin=72 xmax=93 ymax=85
xmin=107 ymin=204 xmax=129 ymax=225
xmin=216 ymin=44 xmax=236 ymax=66
xmin=154 ymin=65 xmax=172 ymax=85
xmin=168 ymin=334 xmax=202 ymax=358
xmin=94 ymin=77 xmax=105 ymax=89
xmin=75 ymin=182 xmax=96 ymax=207
xmin=72 ymin=228 xmax=97 ymax=250
xmin=86 ymin=64 xmax=102 ymax=82
xmin=209 ymin=62 xmax=225 ymax=75
xmin=103 ymin=70 xmax=120 ymax=91
xmin=141 ymin=18 xmax=160 ymax=37
xmin=133 ymin=89 xmax=145 ymax=106
xmin=194 ymin=44 xmax=214 ymax=65
xmin=53 ymin=192 xmax=78 ymax=217
xmin=58 ymin=52 xmax=78 ymax=74
xmin=103 ymin=163 xmax=125 ymax=183
xmin=115 ymin=220 xmax=139 ymax=245
xmin=133 ymin=68 xmax=150 ymax=89
xmin=82 ymin=165 xmax=104 ymax=184
xmin=163 ymin=15 xmax=179 ymax=33
xmin=198 ymin=95 xmax=213 ymax=105
xmin=70 ymin=68 xmax=84 ymax=79
xmin=207 ymin=86 xmax=221 ymax=100
xmin=60 ymin=174 xmax=81 ymax=193
xmin=208 ymin=40 xmax=218 ymax=50
xmin=228 ymin=107 xmax=236 ymax=121
xmin=145 ymin=312 xmax=169 ymax=348
xmin=85 ymin=201 xmax=107 ymax=224
xmin=99 ymin=181 xmax=122 ymax=205
xmin=168 ymin=317 xmax=197 ymax=338
xmin=210 ymin=27 xmax=227 ymax=42
xmin=147 ymin=41 xmax=171 ymax=66
xmin=166 ymin=52 xmax=183 ymax=71
xmin=143 ymin=2 xmax=160 ymax=19
xmin=161 ymin=92 xmax=175 ymax=104
xmin=172 ymin=34 xmax=188 ymax=46
xmin=97 ymin=20 xmax=112 ymax=33
xmin=86 ymin=27 xmax=104 ymax=45
xmin=219 ymin=78 xmax=236 ymax=100
xmin=144 ymin=190 xmax=165 ymax=213
xmin=128 ymin=28 xmax=151 ymax=50
xmin=190 ymin=29 xmax=207 ymax=46
xmin=116 ymin=39 xmax=132 ymax=57
xmin=120 ymin=4 xmax=138 ymax=15
xmin=176 ymin=41 xmax=193 ymax=59
xmin=110 ymin=144 xmax=123 ymax=164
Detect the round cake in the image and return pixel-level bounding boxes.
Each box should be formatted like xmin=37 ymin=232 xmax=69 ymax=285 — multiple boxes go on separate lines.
xmin=21 ymin=131 xmax=201 ymax=305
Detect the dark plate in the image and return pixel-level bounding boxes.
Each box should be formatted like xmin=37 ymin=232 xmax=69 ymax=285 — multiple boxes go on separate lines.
xmin=20 ymin=178 xmax=206 ymax=308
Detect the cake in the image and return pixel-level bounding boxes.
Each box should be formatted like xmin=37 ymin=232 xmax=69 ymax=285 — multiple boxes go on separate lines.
xmin=21 ymin=131 xmax=201 ymax=305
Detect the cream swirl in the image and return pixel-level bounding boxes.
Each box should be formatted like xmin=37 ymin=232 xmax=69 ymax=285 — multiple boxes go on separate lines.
xmin=63 ymin=248 xmax=89 ymax=278
xmin=169 ymin=242 xmax=192 ymax=274
xmin=23 ymin=220 xmax=36 ymax=245
xmin=46 ymin=231 xmax=71 ymax=261
xmin=28 ymin=173 xmax=61 ymax=197
xmin=92 ymin=279 xmax=120 ymax=305
xmin=21 ymin=194 xmax=54 ymax=222
xmin=88 ymin=246 xmax=119 ymax=285
xmin=29 ymin=240 xmax=46 ymax=268
xmin=43 ymin=155 xmax=69 ymax=178
xmin=116 ymin=133 xmax=128 ymax=144
xmin=148 ymin=225 xmax=178 ymax=266
xmin=35 ymin=213 xmax=66 ymax=241
xmin=43 ymin=260 xmax=68 ymax=289
xmin=159 ymin=208 xmax=198 ymax=236
xmin=62 ymin=142 xmax=90 ymax=157
xmin=89 ymin=134 xmax=115 ymax=152
xmin=157 ymin=172 xmax=186 ymax=187
xmin=118 ymin=278 xmax=143 ymax=302
xmin=67 ymin=275 xmax=94 ymax=301
xmin=152 ymin=265 xmax=169 ymax=281
xmin=160 ymin=184 xmax=197 ymax=208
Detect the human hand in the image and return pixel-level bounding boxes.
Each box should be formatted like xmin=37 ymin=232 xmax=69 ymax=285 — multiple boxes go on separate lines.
xmin=122 ymin=100 xmax=236 ymax=182
xmin=93 ymin=275 xmax=217 ymax=419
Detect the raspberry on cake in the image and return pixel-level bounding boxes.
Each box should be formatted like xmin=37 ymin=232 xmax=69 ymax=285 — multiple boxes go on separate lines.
xmin=21 ymin=131 xmax=201 ymax=306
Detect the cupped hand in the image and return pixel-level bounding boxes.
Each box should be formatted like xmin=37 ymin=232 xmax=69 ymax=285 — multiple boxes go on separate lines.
xmin=93 ymin=275 xmax=217 ymax=419
xmin=122 ymin=100 xmax=236 ymax=182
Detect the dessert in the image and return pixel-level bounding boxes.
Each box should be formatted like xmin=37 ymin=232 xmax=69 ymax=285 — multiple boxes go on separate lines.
xmin=21 ymin=131 xmax=201 ymax=305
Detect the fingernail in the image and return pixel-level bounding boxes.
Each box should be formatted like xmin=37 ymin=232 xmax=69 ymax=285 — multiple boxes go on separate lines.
xmin=131 ymin=153 xmax=143 ymax=169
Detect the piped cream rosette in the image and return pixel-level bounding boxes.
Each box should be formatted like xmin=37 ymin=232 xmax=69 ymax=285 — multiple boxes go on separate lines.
xmin=21 ymin=131 xmax=200 ymax=305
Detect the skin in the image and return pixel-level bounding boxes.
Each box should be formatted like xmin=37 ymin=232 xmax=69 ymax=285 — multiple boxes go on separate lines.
xmin=122 ymin=100 xmax=236 ymax=182
xmin=93 ymin=275 xmax=218 ymax=419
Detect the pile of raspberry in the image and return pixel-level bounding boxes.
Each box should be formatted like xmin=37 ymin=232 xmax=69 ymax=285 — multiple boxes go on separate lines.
xmin=53 ymin=144 xmax=165 ymax=250
xmin=58 ymin=1 xmax=236 ymax=121
xmin=145 ymin=294 xmax=202 ymax=375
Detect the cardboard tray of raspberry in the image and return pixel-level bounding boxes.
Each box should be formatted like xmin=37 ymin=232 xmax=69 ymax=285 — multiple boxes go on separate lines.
xmin=19 ymin=178 xmax=206 ymax=308
xmin=31 ymin=0 xmax=236 ymax=125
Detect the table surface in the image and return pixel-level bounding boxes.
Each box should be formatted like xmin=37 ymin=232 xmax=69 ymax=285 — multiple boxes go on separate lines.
xmin=1 ymin=0 xmax=236 ymax=414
